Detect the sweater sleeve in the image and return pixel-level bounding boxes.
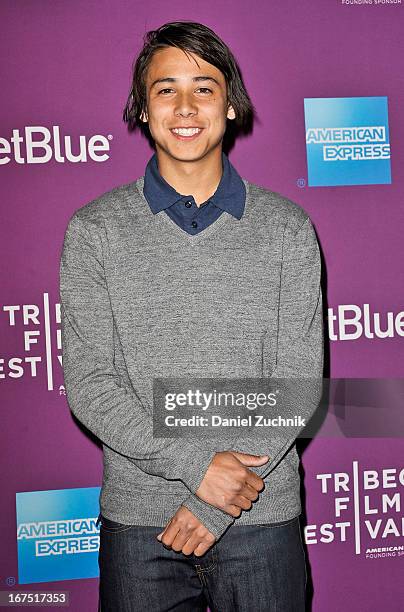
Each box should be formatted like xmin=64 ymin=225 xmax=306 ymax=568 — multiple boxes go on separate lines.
xmin=180 ymin=215 xmax=324 ymax=538
xmin=59 ymin=212 xmax=217 ymax=495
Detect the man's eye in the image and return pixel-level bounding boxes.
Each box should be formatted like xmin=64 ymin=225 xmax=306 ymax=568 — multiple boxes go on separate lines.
xmin=157 ymin=88 xmax=213 ymax=95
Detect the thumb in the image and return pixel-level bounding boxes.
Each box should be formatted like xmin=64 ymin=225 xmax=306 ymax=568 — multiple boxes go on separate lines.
xmin=230 ymin=452 xmax=269 ymax=466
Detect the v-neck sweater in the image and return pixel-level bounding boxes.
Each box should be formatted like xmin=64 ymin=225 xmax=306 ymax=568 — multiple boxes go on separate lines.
xmin=59 ymin=176 xmax=324 ymax=540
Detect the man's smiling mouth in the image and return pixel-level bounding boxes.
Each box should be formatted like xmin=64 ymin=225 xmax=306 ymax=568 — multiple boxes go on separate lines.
xmin=170 ymin=127 xmax=204 ymax=138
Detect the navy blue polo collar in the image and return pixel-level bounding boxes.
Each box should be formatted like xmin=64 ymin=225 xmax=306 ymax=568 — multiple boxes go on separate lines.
xmin=143 ymin=152 xmax=245 ymax=220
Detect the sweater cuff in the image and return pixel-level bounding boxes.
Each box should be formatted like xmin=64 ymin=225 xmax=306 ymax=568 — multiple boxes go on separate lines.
xmin=179 ymin=449 xmax=218 ymax=494
xmin=181 ymin=494 xmax=234 ymax=540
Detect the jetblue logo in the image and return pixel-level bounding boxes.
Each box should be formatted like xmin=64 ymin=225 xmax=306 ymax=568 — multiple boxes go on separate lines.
xmin=16 ymin=487 xmax=101 ymax=584
xmin=328 ymin=304 xmax=404 ymax=341
xmin=0 ymin=126 xmax=112 ymax=165
xmin=304 ymin=97 xmax=391 ymax=186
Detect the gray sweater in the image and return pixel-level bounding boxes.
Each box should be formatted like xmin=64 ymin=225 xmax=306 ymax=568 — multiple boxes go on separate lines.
xmin=59 ymin=176 xmax=324 ymax=540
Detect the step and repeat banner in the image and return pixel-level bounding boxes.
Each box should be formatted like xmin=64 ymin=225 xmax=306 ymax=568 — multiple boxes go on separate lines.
xmin=1 ymin=1 xmax=403 ymax=610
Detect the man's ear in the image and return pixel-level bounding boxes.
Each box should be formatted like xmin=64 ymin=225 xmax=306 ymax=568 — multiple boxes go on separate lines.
xmin=227 ymin=104 xmax=236 ymax=120
xmin=140 ymin=109 xmax=148 ymax=122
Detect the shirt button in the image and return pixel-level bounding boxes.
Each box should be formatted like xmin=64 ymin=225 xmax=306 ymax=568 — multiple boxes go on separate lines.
xmin=185 ymin=201 xmax=192 ymax=208
xmin=191 ymin=221 xmax=198 ymax=228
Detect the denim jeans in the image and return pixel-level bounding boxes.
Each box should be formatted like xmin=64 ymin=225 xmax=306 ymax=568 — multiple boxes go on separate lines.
xmin=97 ymin=513 xmax=307 ymax=612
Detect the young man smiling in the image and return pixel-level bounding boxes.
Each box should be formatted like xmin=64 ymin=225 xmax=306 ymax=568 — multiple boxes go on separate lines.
xmin=60 ymin=21 xmax=323 ymax=611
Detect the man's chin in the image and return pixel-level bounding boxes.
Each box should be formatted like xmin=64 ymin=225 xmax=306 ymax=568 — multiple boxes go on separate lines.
xmin=155 ymin=144 xmax=219 ymax=164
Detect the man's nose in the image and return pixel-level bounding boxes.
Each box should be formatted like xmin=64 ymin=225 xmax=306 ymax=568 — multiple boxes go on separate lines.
xmin=174 ymin=93 xmax=198 ymax=117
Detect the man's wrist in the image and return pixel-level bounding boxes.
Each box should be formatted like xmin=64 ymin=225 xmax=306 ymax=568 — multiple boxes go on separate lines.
xmin=181 ymin=494 xmax=234 ymax=540
xmin=180 ymin=449 xmax=217 ymax=494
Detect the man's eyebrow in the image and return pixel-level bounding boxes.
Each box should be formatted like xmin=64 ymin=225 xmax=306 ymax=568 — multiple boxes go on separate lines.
xmin=150 ymin=76 xmax=221 ymax=89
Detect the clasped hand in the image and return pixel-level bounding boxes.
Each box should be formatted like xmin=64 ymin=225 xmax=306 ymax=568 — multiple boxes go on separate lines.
xmin=157 ymin=451 xmax=268 ymax=557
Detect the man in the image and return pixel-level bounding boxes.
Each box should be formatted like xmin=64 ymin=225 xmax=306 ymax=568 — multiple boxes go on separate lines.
xmin=60 ymin=21 xmax=323 ymax=612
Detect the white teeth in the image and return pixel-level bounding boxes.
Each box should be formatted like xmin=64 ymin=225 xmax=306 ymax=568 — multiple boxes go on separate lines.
xmin=172 ymin=128 xmax=201 ymax=136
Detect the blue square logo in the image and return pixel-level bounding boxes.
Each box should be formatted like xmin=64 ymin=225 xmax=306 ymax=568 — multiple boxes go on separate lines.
xmin=304 ymin=96 xmax=391 ymax=186
xmin=16 ymin=487 xmax=101 ymax=584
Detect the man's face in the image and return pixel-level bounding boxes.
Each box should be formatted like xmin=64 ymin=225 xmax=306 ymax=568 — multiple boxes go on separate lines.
xmin=142 ymin=46 xmax=235 ymax=163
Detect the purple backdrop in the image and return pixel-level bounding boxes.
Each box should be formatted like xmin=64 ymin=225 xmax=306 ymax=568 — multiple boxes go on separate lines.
xmin=1 ymin=0 xmax=404 ymax=610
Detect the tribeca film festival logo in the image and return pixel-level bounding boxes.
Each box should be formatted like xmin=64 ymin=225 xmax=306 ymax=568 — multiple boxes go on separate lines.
xmin=0 ymin=293 xmax=62 ymax=391
xmin=16 ymin=487 xmax=100 ymax=583
xmin=304 ymin=96 xmax=391 ymax=186
xmin=1 ymin=297 xmax=404 ymax=391
xmin=0 ymin=126 xmax=112 ymax=165
xmin=305 ymin=462 xmax=404 ymax=560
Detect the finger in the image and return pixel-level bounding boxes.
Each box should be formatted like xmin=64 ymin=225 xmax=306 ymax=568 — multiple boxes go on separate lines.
xmin=231 ymin=452 xmax=269 ymax=466
xmin=245 ymin=471 xmax=265 ymax=492
xmin=160 ymin=522 xmax=181 ymax=547
xmin=233 ymin=495 xmax=252 ymax=511
xmin=193 ymin=541 xmax=213 ymax=557
xmin=181 ymin=533 xmax=202 ymax=556
xmin=157 ymin=517 xmax=174 ymax=542
xmin=181 ymin=524 xmax=215 ymax=556
xmin=171 ymin=528 xmax=193 ymax=553
xmin=241 ymin=483 xmax=260 ymax=501
xmin=223 ymin=504 xmax=242 ymax=518
xmin=157 ymin=520 xmax=171 ymax=541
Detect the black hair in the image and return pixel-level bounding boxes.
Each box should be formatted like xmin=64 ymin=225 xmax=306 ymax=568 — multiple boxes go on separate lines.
xmin=123 ymin=21 xmax=255 ymax=148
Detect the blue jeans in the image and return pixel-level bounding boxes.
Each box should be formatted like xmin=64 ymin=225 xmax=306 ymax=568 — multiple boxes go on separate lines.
xmin=97 ymin=513 xmax=307 ymax=611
